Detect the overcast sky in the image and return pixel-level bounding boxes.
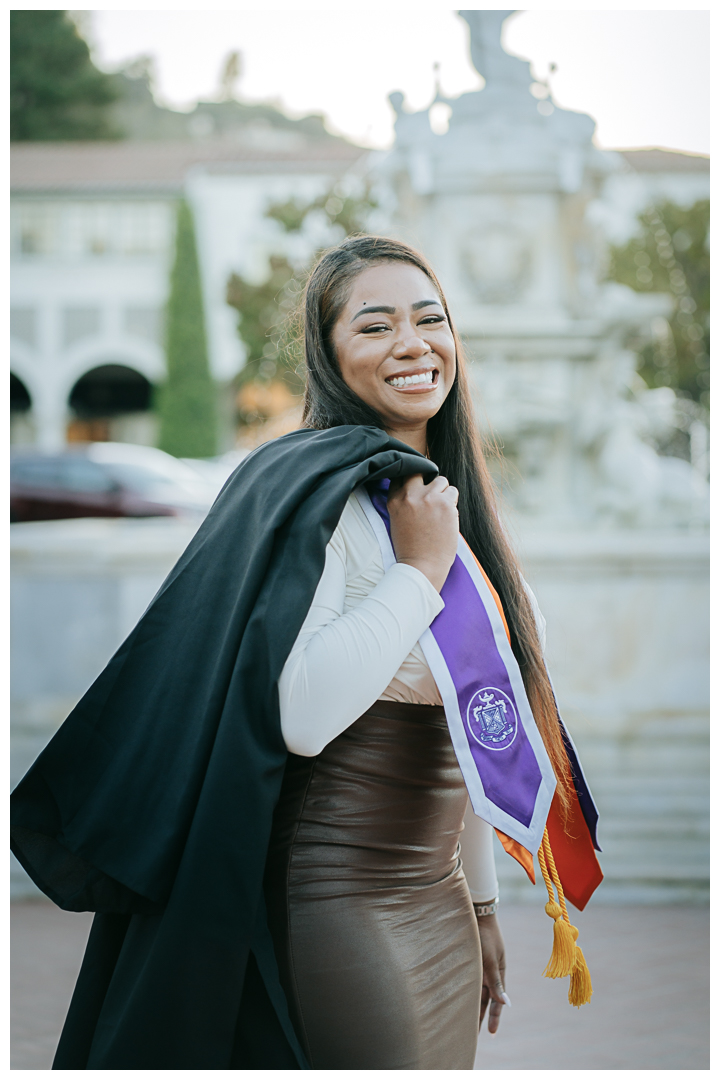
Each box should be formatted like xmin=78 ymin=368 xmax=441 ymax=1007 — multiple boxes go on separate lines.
xmin=84 ymin=6 xmax=710 ymax=155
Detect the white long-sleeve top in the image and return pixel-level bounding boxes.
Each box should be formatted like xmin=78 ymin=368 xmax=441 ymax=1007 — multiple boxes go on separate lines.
xmin=278 ymin=490 xmax=500 ymax=903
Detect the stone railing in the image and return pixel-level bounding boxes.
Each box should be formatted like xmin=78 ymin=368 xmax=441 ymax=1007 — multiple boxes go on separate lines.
xmin=11 ymin=518 xmax=709 ymax=904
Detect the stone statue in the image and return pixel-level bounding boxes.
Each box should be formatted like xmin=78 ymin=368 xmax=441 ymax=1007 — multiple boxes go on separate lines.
xmin=376 ymin=8 xmax=707 ymax=529
xmin=388 ymin=91 xmax=433 ymax=149
xmin=458 ymin=9 xmax=532 ymax=91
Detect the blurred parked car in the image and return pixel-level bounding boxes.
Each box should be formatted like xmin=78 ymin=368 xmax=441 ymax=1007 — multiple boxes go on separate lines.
xmin=10 ymin=443 xmax=223 ymax=522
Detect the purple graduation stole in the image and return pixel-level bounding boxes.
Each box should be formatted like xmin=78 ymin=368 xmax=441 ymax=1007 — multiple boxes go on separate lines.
xmin=359 ymin=480 xmax=603 ymax=1004
xmin=356 ymin=481 xmax=559 ymax=857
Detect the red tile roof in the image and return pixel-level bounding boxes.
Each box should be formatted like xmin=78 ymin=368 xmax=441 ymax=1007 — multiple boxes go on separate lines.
xmin=11 ymin=141 xmax=706 ymax=196
xmin=11 ymin=138 xmax=367 ymax=194
xmin=618 ymin=149 xmax=709 ymax=173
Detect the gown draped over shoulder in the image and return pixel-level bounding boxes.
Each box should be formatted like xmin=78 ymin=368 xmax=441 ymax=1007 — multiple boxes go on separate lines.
xmin=11 ymin=430 xmax=494 ymax=1070
xmin=265 ymin=699 xmax=482 ymax=1071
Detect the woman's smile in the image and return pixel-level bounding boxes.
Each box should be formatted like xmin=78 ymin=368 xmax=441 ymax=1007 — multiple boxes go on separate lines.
xmin=385 ymin=366 xmax=439 ymax=391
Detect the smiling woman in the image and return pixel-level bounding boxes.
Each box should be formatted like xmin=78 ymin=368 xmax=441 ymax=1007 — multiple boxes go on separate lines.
xmin=262 ymin=237 xmax=592 ymax=1066
xmin=11 ymin=235 xmax=600 ymax=1071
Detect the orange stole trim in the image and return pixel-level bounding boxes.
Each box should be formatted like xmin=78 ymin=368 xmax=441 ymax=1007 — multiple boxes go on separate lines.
xmin=495 ymin=829 xmax=536 ymax=883
xmin=463 ymin=539 xmax=512 ymax=643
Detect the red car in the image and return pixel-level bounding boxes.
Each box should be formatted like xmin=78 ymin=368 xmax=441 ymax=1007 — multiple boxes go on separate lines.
xmin=10 ymin=444 xmax=219 ymax=523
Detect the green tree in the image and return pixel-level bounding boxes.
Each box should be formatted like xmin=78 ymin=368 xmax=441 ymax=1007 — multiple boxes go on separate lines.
xmin=264 ymin=186 xmax=377 ymax=238
xmin=606 ymin=199 xmax=709 ymax=408
xmin=158 ymin=202 xmax=217 ymax=458
xmin=225 ymin=183 xmax=377 ymax=426
xmin=225 ymin=255 xmax=303 ymax=402
xmin=10 ymin=10 xmax=120 ymax=141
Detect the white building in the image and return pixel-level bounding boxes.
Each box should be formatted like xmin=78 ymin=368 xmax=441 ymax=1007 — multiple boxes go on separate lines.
xmin=9 ymin=137 xmax=706 ymax=454
xmin=598 ymin=148 xmax=709 ymax=244
xmin=10 ymin=135 xmax=364 ymax=451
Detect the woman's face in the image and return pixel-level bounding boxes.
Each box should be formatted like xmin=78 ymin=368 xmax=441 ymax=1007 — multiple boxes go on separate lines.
xmin=331 ymin=262 xmax=457 ymax=439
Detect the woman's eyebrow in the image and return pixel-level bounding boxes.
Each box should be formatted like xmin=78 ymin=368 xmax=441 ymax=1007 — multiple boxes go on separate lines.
xmin=350 ymin=299 xmax=442 ymax=322
xmin=351 ymin=305 xmax=395 ymax=322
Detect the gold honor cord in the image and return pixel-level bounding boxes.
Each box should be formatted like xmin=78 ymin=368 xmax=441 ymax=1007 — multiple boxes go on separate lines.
xmin=537 ymin=829 xmax=593 ymax=1007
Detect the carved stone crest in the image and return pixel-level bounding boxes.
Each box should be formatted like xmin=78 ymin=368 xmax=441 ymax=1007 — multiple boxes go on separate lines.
xmin=462 ymin=226 xmax=532 ymax=303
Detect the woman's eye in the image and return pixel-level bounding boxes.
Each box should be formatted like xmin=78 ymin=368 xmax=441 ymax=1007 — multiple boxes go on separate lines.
xmin=360 ymin=323 xmax=390 ymax=334
xmin=418 ymin=315 xmax=445 ymax=325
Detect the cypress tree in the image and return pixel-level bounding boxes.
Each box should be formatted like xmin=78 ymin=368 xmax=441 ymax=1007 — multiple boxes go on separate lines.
xmin=158 ymin=201 xmax=217 ymax=458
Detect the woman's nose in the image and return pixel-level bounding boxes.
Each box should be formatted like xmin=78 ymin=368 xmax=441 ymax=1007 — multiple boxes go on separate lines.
xmin=392 ymin=333 xmax=431 ymax=358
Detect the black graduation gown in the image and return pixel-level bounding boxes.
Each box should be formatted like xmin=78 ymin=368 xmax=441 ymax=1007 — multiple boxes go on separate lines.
xmin=10 ymin=425 xmax=438 ymax=1070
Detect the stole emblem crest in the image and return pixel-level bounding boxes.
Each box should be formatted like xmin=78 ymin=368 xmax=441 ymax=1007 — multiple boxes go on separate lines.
xmin=467 ymin=687 xmax=518 ymax=752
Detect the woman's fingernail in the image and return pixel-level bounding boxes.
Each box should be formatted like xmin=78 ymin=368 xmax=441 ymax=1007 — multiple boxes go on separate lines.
xmin=500 ymin=992 xmax=512 ymax=1007
xmin=489 ymin=1031 xmax=497 ymax=1038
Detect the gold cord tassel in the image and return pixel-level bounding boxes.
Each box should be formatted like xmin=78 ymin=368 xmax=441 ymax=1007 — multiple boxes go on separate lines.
xmin=542 ymin=898 xmax=575 ymax=977
xmin=568 ymin=943 xmax=593 ymax=1007
xmin=537 ymin=829 xmax=593 ymax=1006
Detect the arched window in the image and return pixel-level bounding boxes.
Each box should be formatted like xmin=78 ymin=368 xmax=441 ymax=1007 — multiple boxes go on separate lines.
xmin=10 ymin=373 xmax=34 ymax=445
xmin=10 ymin=373 xmax=32 ymax=413
xmin=68 ymin=364 xmax=155 ymax=444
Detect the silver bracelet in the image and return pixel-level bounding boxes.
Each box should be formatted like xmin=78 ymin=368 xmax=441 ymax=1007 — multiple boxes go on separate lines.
xmin=472 ymin=897 xmax=499 ymax=917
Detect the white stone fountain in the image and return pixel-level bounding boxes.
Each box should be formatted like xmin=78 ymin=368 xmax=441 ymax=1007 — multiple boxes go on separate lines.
xmin=375 ymin=10 xmax=709 ymax=902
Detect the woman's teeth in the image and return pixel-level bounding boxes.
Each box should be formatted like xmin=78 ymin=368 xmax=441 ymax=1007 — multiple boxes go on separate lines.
xmin=387 ymin=371 xmax=434 ymax=388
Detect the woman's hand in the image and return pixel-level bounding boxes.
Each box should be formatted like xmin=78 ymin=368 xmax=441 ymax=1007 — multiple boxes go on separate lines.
xmin=477 ymin=913 xmax=508 ymax=1035
xmin=387 ymin=474 xmax=459 ymax=593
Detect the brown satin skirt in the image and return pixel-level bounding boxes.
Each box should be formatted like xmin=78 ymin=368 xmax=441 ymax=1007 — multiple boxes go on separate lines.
xmin=265 ymin=700 xmax=482 ymax=1070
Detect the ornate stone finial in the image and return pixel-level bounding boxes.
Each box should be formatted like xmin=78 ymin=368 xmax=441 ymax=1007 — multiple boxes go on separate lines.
xmin=387 ymin=89 xmax=433 ymax=150
xmin=458 ymin=9 xmax=531 ymax=90
xmin=388 ymin=90 xmax=406 ymax=118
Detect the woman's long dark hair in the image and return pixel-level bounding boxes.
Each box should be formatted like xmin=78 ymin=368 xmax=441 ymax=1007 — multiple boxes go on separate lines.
xmin=301 ymin=235 xmax=572 ymax=812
